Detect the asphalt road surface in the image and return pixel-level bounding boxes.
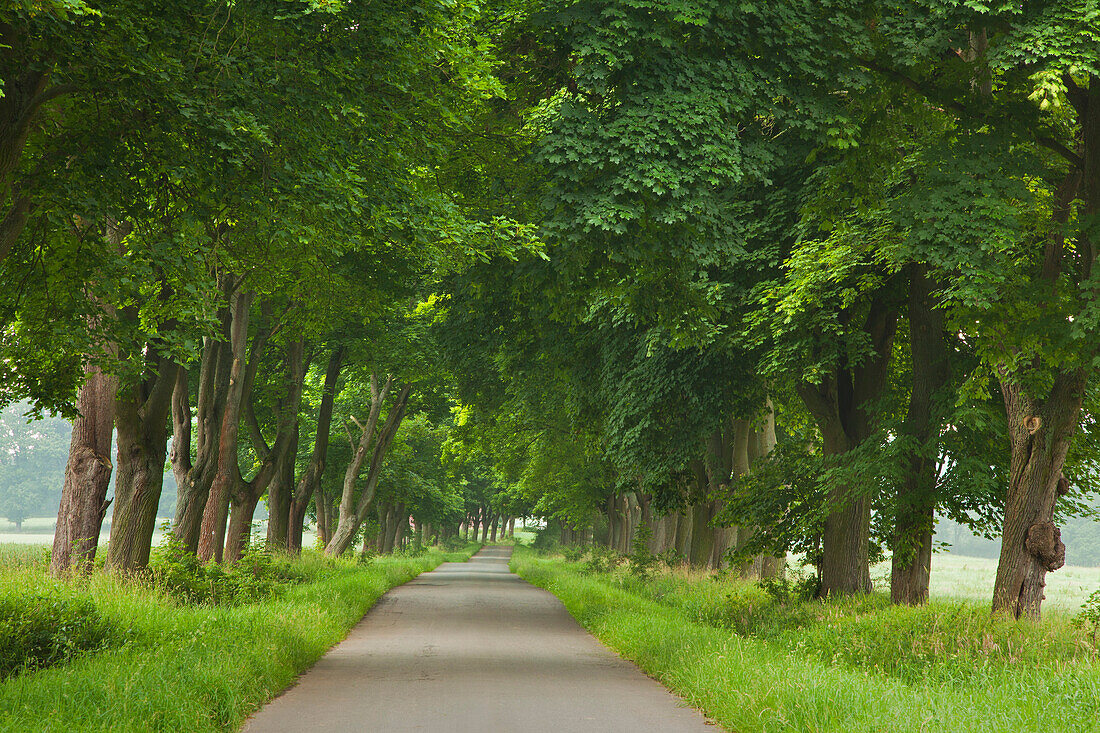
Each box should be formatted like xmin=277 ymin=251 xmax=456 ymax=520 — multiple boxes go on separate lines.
xmin=241 ymin=546 xmax=713 ymax=732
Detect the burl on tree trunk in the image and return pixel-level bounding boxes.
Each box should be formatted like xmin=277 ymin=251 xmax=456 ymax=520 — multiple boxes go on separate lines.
xmin=991 ymin=372 xmax=1082 ymax=619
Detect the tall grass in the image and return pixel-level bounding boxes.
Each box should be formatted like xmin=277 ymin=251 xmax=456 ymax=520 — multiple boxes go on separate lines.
xmin=514 ymin=547 xmax=1100 ymax=732
xmin=0 ymin=543 xmax=479 ymax=732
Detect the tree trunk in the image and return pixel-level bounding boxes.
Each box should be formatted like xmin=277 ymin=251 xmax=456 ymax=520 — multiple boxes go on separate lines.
xmin=798 ymin=292 xmax=899 ymax=596
xmin=265 ymin=424 xmax=298 ymax=551
xmin=891 ymin=266 xmax=950 ymax=605
xmin=376 ymin=502 xmax=391 ymax=552
xmin=508 ymin=516 xmax=515 ymax=538
xmin=107 ymin=353 xmax=180 ymax=573
xmin=325 ymin=377 xmax=411 ymax=557
xmin=991 ymin=371 xmax=1084 ymax=618
xmin=674 ymin=508 xmax=693 ymax=561
xmin=316 ymin=491 xmax=331 ymax=547
xmin=287 ymin=346 xmax=344 ymax=553
xmin=224 ymin=488 xmax=261 ymax=560
xmin=490 ymin=513 xmax=498 ymax=542
xmin=196 ymin=291 xmax=252 ymax=562
xmin=51 ymin=362 xmax=117 ymax=576
xmin=173 ymin=280 xmax=236 ymax=553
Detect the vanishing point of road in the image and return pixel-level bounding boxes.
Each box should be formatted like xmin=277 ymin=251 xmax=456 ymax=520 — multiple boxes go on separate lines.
xmin=242 ymin=546 xmax=712 ymax=732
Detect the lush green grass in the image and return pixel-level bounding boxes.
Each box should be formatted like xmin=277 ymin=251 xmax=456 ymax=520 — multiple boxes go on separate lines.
xmin=513 ymin=547 xmax=1100 ymax=732
xmin=0 ymin=543 xmax=479 ymax=732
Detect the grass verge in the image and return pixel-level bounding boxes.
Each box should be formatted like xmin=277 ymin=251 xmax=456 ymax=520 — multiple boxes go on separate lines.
xmin=0 ymin=542 xmax=479 ymax=732
xmin=512 ymin=546 xmax=1100 ymax=732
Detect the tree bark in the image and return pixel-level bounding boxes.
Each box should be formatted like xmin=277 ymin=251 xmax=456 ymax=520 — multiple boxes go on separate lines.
xmin=991 ymin=371 xmax=1083 ymax=618
xmin=197 ymin=291 xmax=253 ymax=563
xmin=324 ymin=380 xmax=412 ymax=556
xmin=106 ymin=352 xmax=180 ymax=573
xmin=991 ymin=154 xmax=1092 ymax=619
xmin=223 ymin=338 xmax=306 ymax=562
xmin=171 ymin=273 xmax=239 ymax=552
xmin=798 ymin=292 xmax=899 ymax=596
xmin=674 ymin=508 xmax=693 ymax=561
xmin=287 ymin=346 xmax=344 ymax=553
xmin=50 ymin=361 xmax=117 ymax=575
xmin=891 ymin=266 xmax=950 ymax=605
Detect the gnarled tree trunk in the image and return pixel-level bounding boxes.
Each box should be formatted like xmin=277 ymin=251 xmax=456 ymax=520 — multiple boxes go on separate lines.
xmin=991 ymin=372 xmax=1083 ymax=618
xmin=51 ymin=361 xmax=117 ymax=576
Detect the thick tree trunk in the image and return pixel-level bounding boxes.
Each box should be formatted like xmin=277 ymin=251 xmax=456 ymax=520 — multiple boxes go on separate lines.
xmin=385 ymin=502 xmax=406 ymax=553
xmin=265 ymin=424 xmax=298 ymax=551
xmin=376 ymin=502 xmax=391 ymax=552
xmin=799 ymin=293 xmax=899 ymax=597
xmin=891 ymin=266 xmax=950 ymax=605
xmin=489 ymin=513 xmax=498 ymax=542
xmin=508 ymin=516 xmax=515 ymax=538
xmin=818 ymin=426 xmax=871 ymax=595
xmin=991 ymin=371 xmax=1084 ymax=619
xmin=51 ymin=363 xmax=117 ymax=576
xmin=106 ymin=353 xmax=180 ymax=573
xmin=224 ymin=488 xmax=262 ymax=560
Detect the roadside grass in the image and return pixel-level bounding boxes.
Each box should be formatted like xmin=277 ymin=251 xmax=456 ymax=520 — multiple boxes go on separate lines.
xmin=0 ymin=542 xmax=479 ymax=732
xmin=513 ymin=547 xmax=1100 ymax=732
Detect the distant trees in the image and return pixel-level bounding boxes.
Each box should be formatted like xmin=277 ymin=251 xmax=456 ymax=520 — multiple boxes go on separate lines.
xmin=0 ymin=404 xmax=69 ymax=529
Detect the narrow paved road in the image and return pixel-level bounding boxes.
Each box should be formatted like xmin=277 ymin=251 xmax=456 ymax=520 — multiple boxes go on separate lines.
xmin=242 ymin=546 xmax=712 ymax=732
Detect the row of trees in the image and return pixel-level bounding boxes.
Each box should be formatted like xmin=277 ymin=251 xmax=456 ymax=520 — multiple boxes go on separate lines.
xmin=1 ymin=1 xmax=532 ymax=575
xmin=5 ymin=1 xmax=1098 ymax=623
xmin=434 ymin=0 xmax=1100 ymax=620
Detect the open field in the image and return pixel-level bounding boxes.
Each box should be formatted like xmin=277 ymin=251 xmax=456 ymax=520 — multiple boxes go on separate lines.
xmin=924 ymin=554 xmax=1100 ymax=612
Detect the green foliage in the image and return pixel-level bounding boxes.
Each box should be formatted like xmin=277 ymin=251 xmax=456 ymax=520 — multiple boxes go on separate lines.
xmin=562 ymin=546 xmax=585 ymax=563
xmin=149 ymin=533 xmax=307 ymax=606
xmin=628 ymin=523 xmax=658 ymax=581
xmin=757 ymin=568 xmax=821 ymax=606
xmin=583 ymin=546 xmax=624 ymax=575
xmin=0 ymin=593 xmax=117 ymax=679
xmin=1075 ymin=589 xmax=1100 ymax=642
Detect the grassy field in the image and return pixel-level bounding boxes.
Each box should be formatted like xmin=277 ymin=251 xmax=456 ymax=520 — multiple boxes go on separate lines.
xmin=925 ymin=553 xmax=1099 ymax=611
xmin=0 ymin=541 xmax=479 ymax=732
xmin=513 ymin=546 xmax=1100 ymax=732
